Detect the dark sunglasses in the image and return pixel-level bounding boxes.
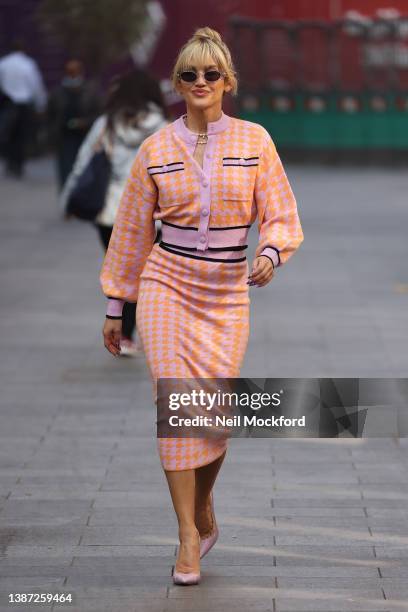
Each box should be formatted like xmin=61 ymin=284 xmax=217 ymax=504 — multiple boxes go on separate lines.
xmin=177 ymin=69 xmax=226 ymax=83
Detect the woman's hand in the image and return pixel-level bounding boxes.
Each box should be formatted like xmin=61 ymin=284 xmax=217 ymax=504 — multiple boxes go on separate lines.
xmin=103 ymin=318 xmax=122 ymax=356
xmin=248 ymin=256 xmax=275 ymax=287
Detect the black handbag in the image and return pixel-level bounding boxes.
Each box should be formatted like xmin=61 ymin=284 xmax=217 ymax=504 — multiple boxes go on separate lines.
xmin=66 ymin=132 xmax=112 ymax=221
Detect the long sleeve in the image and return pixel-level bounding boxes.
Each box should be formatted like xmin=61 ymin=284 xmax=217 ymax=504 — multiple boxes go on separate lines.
xmin=254 ymin=132 xmax=304 ymax=268
xmin=99 ymin=140 xmax=157 ymax=311
xmin=58 ymin=115 xmax=106 ymax=215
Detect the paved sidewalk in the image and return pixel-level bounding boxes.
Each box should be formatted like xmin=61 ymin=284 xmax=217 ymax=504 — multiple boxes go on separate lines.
xmin=0 ymin=158 xmax=408 ymax=611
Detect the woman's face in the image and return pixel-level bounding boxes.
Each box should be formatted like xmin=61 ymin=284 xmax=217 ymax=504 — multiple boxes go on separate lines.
xmin=176 ymin=61 xmax=231 ymax=114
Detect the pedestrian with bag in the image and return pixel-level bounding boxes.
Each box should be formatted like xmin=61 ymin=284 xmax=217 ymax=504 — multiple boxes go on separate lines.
xmin=60 ymin=69 xmax=168 ymax=355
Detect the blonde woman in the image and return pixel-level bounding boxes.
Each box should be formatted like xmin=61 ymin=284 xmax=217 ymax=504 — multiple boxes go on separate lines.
xmin=101 ymin=27 xmax=304 ymax=585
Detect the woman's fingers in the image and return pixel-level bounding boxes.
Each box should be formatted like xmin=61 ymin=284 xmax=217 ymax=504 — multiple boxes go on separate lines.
xmin=104 ymin=333 xmax=120 ymax=356
xmin=248 ymin=256 xmax=274 ymax=287
xmin=107 ymin=331 xmax=121 ymax=356
xmin=103 ymin=320 xmax=122 ymax=356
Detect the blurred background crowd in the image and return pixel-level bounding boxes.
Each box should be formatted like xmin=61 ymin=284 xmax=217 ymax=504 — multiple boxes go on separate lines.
xmin=1 ymin=0 xmax=408 ymax=354
xmin=2 ymin=0 xmax=408 ymax=177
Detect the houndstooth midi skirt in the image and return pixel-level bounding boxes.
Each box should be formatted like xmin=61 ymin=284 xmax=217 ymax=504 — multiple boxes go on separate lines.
xmin=136 ymin=242 xmax=250 ymax=471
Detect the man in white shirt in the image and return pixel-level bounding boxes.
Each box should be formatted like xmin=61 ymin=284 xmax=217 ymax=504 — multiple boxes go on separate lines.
xmin=0 ymin=39 xmax=47 ymax=177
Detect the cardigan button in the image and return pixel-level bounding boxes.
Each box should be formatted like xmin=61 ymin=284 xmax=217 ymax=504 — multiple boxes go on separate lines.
xmin=201 ymin=208 xmax=209 ymax=216
xmin=199 ymin=235 xmax=206 ymax=243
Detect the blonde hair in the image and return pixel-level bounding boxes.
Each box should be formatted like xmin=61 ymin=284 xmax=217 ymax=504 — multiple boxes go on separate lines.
xmin=171 ymin=27 xmax=238 ymax=96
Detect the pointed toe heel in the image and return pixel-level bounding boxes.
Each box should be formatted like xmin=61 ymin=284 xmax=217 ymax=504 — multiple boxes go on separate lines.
xmin=172 ymin=569 xmax=201 ymax=585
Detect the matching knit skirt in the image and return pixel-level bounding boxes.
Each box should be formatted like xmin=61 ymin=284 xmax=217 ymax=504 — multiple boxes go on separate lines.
xmin=136 ymin=242 xmax=250 ymax=471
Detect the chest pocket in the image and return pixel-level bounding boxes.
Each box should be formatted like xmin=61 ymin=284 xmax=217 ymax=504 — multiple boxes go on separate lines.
xmin=148 ymin=161 xmax=196 ymax=208
xmin=222 ymin=156 xmax=259 ymax=201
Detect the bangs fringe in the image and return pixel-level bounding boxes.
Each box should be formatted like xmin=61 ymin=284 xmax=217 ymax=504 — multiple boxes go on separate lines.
xmin=177 ymin=43 xmax=227 ymax=73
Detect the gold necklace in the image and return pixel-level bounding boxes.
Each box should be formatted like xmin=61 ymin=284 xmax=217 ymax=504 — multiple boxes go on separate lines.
xmin=183 ymin=115 xmax=208 ymax=144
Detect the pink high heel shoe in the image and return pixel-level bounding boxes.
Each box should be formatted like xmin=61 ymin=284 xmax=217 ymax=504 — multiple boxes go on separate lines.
xmin=199 ymin=491 xmax=219 ymax=559
xmin=172 ymin=568 xmax=201 ymax=586
xmin=173 ymin=532 xmax=201 ymax=586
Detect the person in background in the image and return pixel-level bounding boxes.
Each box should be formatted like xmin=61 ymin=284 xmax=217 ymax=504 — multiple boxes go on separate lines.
xmin=48 ymin=59 xmax=100 ymax=190
xmin=0 ymin=38 xmax=47 ymax=178
xmin=60 ymin=69 xmax=168 ymax=356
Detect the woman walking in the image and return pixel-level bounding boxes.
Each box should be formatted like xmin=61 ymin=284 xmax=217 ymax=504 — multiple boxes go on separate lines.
xmin=101 ymin=27 xmax=304 ymax=584
xmin=60 ymin=69 xmax=168 ymax=355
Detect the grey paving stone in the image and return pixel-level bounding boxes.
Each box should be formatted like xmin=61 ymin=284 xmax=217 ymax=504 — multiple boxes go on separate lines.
xmin=49 ymin=586 xmax=168 ymax=599
xmin=380 ymin=566 xmax=408 ymax=578
xmin=201 ymin=565 xmax=379 ymax=577
xmin=382 ymin=587 xmax=408 ymax=601
xmin=375 ymin=547 xmax=408 ymax=559
xmin=164 ymin=604 xmax=274 ymax=612
xmin=8 ymin=486 xmax=101 ymax=499
xmin=275 ymin=602 xmax=392 ymax=612
xmin=64 ymin=575 xmax=167 ymax=589
xmin=0 ymin=605 xmax=53 ymax=612
xmin=3 ymin=545 xmax=175 ymax=558
xmin=90 ymin=491 xmax=170 ymax=508
xmin=167 ymin=584 xmax=278 ymax=599
xmin=275 ymin=535 xmax=374 ymax=545
xmin=167 ymin=585 xmax=384 ymax=600
xmin=52 ymin=600 xmax=166 ymax=612
xmin=273 ymin=508 xmax=368 ymax=517
xmin=0 ymin=526 xmax=81 ymax=546
xmin=272 ymin=499 xmax=396 ymax=508
xmin=67 ymin=565 xmax=172 ymax=578
xmin=0 ymin=518 xmax=86 ymax=528
xmin=0 ymin=577 xmax=65 ymax=589
xmin=0 ymin=500 xmax=93 ymax=515
xmin=79 ymin=526 xmax=177 ymax=546
xmin=272 ymin=546 xmax=377 ymax=563
xmin=277 ymin=577 xmax=382 ymax=588
xmin=0 ymin=566 xmax=69 ymax=578
xmin=274 ymin=517 xmax=372 ymax=528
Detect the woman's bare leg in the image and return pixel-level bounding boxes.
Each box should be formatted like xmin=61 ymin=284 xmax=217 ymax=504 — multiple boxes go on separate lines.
xmin=164 ymin=468 xmax=200 ymax=572
xmin=194 ymin=450 xmax=227 ymax=537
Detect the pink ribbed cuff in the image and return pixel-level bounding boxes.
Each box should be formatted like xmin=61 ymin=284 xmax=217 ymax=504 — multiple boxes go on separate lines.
xmin=260 ymin=247 xmax=280 ymax=268
xmin=106 ymin=298 xmax=125 ymax=317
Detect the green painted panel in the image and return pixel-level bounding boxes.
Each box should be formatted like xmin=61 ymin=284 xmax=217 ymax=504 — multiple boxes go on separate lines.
xmin=239 ymin=92 xmax=408 ymax=149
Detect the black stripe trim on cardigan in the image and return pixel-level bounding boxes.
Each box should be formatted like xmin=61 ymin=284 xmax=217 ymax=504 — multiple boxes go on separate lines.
xmin=223 ymin=163 xmax=258 ymax=167
xmin=161 ymin=221 xmax=251 ymax=231
xmin=148 ymin=168 xmax=184 ymax=175
xmin=210 ymin=224 xmax=251 ymax=230
xmin=223 ymin=156 xmax=259 ymax=161
xmin=147 ymin=162 xmax=184 ymax=169
xmin=106 ymin=314 xmax=123 ymax=320
xmin=162 ymin=220 xmax=198 ymax=231
xmin=159 ymin=243 xmax=246 ymax=263
xmin=160 ymin=241 xmax=248 ymax=252
xmin=107 ymin=296 xmax=123 ymax=301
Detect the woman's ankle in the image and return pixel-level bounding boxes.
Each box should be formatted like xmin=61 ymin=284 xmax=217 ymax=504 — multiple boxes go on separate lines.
xmin=194 ymin=493 xmax=213 ymax=537
xmin=176 ymin=525 xmax=200 ymax=573
xmin=178 ymin=524 xmax=200 ymax=541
